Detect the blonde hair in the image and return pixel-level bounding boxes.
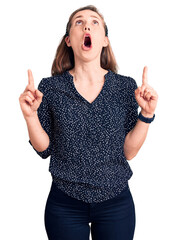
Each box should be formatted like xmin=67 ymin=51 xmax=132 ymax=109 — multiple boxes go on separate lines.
xmin=51 ymin=5 xmax=118 ymax=76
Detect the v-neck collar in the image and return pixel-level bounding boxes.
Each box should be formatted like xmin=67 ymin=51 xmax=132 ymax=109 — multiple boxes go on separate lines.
xmin=66 ymin=69 xmax=112 ymax=106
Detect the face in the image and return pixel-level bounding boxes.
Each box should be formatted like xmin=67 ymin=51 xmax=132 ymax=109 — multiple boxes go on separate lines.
xmin=65 ymin=10 xmax=109 ymax=61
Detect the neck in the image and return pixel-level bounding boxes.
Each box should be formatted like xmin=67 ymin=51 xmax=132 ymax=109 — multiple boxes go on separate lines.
xmin=69 ymin=62 xmax=107 ymax=84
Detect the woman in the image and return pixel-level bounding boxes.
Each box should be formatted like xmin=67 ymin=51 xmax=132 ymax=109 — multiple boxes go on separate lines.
xmin=19 ymin=5 xmax=158 ymax=240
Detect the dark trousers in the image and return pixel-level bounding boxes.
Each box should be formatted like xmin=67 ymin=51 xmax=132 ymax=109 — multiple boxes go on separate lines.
xmin=44 ymin=181 xmax=136 ymax=240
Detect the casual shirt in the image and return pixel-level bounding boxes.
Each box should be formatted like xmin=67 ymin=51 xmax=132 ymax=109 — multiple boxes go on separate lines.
xmin=29 ymin=69 xmax=139 ymax=203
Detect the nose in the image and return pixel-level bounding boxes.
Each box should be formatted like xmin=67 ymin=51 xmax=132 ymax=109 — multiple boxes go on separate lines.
xmin=84 ymin=27 xmax=90 ymax=31
xmin=83 ymin=24 xmax=90 ymax=32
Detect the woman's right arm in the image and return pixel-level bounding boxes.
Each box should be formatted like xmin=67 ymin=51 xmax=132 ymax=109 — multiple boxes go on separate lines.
xmin=19 ymin=69 xmax=50 ymax=152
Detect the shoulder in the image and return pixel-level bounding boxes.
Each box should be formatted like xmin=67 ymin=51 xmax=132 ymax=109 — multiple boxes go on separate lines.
xmin=37 ymin=72 xmax=68 ymax=95
xmin=111 ymin=71 xmax=138 ymax=90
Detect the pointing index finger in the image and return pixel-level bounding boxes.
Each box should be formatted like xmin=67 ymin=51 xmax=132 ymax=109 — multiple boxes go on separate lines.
xmin=28 ymin=69 xmax=35 ymax=90
xmin=142 ymin=66 xmax=148 ymax=85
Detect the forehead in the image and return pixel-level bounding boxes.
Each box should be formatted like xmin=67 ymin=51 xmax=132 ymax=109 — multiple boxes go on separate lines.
xmin=72 ymin=9 xmax=102 ymax=22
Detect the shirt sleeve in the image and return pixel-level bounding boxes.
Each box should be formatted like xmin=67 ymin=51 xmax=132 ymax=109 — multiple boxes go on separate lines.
xmin=28 ymin=78 xmax=54 ymax=159
xmin=124 ymin=77 xmax=139 ymax=136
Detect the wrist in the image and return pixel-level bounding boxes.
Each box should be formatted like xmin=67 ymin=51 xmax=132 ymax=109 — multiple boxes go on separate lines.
xmin=24 ymin=112 xmax=38 ymax=122
xmin=138 ymin=111 xmax=155 ymax=124
xmin=140 ymin=110 xmax=154 ymax=118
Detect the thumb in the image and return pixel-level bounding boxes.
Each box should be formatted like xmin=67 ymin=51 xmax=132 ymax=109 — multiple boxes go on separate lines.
xmin=35 ymin=89 xmax=43 ymax=101
xmin=135 ymin=87 xmax=141 ymax=100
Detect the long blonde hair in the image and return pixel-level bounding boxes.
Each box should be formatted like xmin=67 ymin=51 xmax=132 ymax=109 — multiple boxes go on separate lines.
xmin=51 ymin=5 xmax=118 ymax=76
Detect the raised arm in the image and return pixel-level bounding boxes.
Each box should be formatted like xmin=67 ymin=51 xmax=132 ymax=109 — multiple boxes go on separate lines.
xmin=124 ymin=66 xmax=158 ymax=160
xmin=19 ymin=69 xmax=50 ymax=152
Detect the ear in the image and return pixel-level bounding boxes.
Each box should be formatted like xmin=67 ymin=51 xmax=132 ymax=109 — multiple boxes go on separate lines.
xmin=103 ymin=36 xmax=109 ymax=47
xmin=65 ymin=36 xmax=71 ymax=47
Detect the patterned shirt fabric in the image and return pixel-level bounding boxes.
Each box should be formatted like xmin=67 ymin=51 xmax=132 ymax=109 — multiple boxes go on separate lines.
xmin=29 ymin=69 xmax=139 ymax=203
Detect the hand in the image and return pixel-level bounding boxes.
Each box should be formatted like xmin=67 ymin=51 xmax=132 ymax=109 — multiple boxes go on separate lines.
xmin=135 ymin=66 xmax=158 ymax=117
xmin=19 ymin=70 xmax=43 ymax=119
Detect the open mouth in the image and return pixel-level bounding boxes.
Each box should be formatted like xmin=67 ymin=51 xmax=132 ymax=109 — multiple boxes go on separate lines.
xmin=84 ymin=35 xmax=92 ymax=48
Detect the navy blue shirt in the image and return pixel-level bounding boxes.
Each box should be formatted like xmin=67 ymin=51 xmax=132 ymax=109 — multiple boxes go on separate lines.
xmin=29 ymin=69 xmax=139 ymax=203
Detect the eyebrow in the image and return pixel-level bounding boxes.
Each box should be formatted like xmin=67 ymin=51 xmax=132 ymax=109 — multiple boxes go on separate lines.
xmin=73 ymin=15 xmax=100 ymax=22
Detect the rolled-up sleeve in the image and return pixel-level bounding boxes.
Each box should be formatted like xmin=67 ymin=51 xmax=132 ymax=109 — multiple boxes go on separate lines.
xmin=29 ymin=78 xmax=54 ymax=159
xmin=124 ymin=77 xmax=139 ymax=136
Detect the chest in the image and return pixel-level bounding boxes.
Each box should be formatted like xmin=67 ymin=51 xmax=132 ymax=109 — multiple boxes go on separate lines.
xmin=51 ymin=88 xmax=126 ymax=140
xmin=74 ymin=81 xmax=105 ymax=104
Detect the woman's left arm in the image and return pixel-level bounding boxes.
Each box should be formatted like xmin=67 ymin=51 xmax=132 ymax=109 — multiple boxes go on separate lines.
xmin=124 ymin=66 xmax=158 ymax=160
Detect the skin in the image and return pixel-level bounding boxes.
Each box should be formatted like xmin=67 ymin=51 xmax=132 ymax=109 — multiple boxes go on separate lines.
xmin=124 ymin=66 xmax=158 ymax=160
xmin=135 ymin=66 xmax=158 ymax=116
xmin=65 ymin=9 xmax=109 ymax=84
xmin=19 ymin=10 xmax=158 ymax=159
xmin=64 ymin=10 xmax=159 ymax=160
xmin=19 ymin=70 xmax=50 ymax=152
xmin=19 ymin=70 xmax=43 ymax=118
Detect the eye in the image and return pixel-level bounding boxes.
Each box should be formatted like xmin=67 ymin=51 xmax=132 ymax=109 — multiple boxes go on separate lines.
xmin=93 ymin=20 xmax=99 ymax=25
xmin=76 ymin=20 xmax=83 ymax=25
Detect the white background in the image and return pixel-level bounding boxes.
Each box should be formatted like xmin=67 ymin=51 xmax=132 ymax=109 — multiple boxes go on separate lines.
xmin=1 ymin=0 xmax=177 ymax=239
